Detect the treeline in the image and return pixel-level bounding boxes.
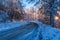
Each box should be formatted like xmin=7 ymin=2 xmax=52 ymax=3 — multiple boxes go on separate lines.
xmin=26 ymin=0 xmax=60 ymax=27
xmin=0 ymin=0 xmax=25 ymax=22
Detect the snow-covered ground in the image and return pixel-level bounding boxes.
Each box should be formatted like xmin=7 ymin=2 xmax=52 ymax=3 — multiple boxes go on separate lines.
xmin=0 ymin=21 xmax=60 ymax=40
xmin=0 ymin=21 xmax=27 ymax=31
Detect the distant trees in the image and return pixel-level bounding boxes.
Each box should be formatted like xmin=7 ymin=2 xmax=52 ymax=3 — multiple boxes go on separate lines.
xmin=27 ymin=0 xmax=56 ymax=26
xmin=0 ymin=0 xmax=25 ymax=22
xmin=7 ymin=7 xmax=25 ymax=21
xmin=0 ymin=3 xmax=6 ymax=11
xmin=0 ymin=2 xmax=8 ymax=22
xmin=0 ymin=0 xmax=59 ymax=27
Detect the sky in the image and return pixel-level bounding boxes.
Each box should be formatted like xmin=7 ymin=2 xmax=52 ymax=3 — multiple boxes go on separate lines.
xmin=0 ymin=0 xmax=41 ymax=9
xmin=21 ymin=0 xmax=40 ymax=9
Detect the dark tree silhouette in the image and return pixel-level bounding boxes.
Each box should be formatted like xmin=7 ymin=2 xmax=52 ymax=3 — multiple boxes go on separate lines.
xmin=0 ymin=0 xmax=26 ymax=22
xmin=6 ymin=0 xmax=25 ymax=21
xmin=0 ymin=3 xmax=6 ymax=11
xmin=41 ymin=0 xmax=55 ymax=27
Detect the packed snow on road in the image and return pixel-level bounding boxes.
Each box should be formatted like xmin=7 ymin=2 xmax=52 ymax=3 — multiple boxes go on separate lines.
xmin=0 ymin=21 xmax=60 ymax=40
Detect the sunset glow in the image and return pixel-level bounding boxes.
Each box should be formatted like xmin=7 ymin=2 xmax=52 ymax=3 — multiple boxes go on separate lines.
xmin=54 ymin=16 xmax=59 ymax=21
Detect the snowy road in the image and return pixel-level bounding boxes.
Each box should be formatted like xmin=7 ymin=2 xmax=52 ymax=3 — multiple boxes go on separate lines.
xmin=0 ymin=21 xmax=39 ymax=40
xmin=0 ymin=21 xmax=60 ymax=40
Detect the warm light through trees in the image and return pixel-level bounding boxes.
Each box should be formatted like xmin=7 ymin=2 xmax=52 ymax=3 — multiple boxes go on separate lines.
xmin=0 ymin=0 xmax=60 ymax=28
xmin=54 ymin=16 xmax=59 ymax=21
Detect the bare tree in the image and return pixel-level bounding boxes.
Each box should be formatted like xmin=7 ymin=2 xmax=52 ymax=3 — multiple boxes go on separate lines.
xmin=6 ymin=0 xmax=25 ymax=21
xmin=42 ymin=0 xmax=55 ymax=26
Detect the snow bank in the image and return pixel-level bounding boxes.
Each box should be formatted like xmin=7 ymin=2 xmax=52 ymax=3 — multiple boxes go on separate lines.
xmin=0 ymin=21 xmax=27 ymax=31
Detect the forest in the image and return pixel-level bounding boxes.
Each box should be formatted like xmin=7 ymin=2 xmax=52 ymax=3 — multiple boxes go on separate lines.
xmin=0 ymin=0 xmax=60 ymax=27
xmin=0 ymin=0 xmax=60 ymax=40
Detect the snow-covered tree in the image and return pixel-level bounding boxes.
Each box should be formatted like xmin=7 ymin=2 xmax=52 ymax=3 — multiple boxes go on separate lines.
xmin=40 ymin=0 xmax=55 ymax=26
xmin=0 ymin=0 xmax=26 ymax=22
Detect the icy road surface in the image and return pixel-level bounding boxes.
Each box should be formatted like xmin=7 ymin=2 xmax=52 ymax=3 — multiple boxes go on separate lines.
xmin=0 ymin=21 xmax=60 ymax=40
